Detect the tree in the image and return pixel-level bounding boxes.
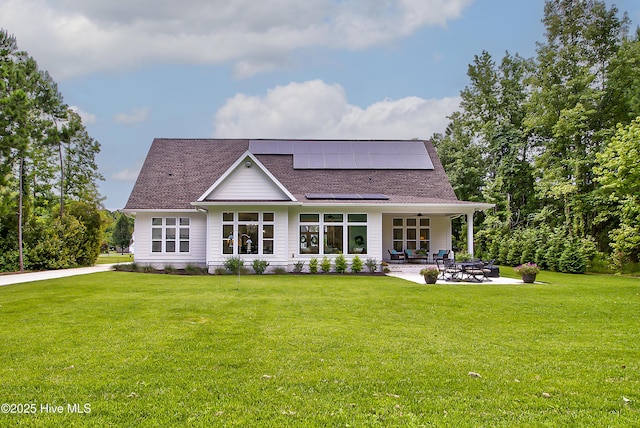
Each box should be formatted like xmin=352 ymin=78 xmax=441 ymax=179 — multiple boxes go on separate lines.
xmin=594 ymin=117 xmax=640 ymax=265
xmin=526 ymin=0 xmax=629 ymax=241
xmin=112 ymin=214 xmax=133 ymax=255
xmin=0 ymin=29 xmax=104 ymax=272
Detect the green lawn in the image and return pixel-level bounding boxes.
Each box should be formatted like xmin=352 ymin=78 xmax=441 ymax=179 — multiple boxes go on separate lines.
xmin=96 ymin=253 xmax=134 ymax=264
xmin=1 ymin=271 xmax=638 ymax=426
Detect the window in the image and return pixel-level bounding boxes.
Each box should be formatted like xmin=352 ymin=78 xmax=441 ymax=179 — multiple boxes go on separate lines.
xmin=392 ymin=217 xmax=430 ymax=252
xmin=152 ymin=217 xmax=190 ymax=253
xmin=300 ymin=213 xmax=367 ymax=255
xmin=222 ymin=212 xmax=274 ymax=255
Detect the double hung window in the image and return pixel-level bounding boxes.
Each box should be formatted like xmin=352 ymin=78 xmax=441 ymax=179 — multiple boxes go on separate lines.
xmin=392 ymin=217 xmax=430 ymax=252
xmin=151 ymin=217 xmax=190 ymax=253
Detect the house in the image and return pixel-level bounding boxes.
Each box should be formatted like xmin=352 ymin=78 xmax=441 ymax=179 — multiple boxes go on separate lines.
xmin=123 ymin=139 xmax=493 ymax=272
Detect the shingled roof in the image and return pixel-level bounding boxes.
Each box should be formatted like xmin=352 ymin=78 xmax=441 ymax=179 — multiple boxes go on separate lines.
xmin=124 ymin=138 xmax=462 ymax=210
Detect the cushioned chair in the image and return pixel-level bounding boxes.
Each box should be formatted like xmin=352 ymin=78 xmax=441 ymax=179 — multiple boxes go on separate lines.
xmin=432 ymin=249 xmax=449 ymax=262
xmin=388 ymin=249 xmax=405 ymax=263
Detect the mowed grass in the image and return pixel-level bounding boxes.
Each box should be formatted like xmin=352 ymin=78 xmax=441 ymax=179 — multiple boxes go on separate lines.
xmin=96 ymin=253 xmax=134 ymax=264
xmin=0 ymin=272 xmax=639 ymax=427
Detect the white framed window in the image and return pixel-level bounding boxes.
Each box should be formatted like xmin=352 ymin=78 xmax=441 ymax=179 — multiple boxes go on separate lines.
xmin=222 ymin=212 xmax=274 ymax=255
xmin=152 ymin=217 xmax=190 ymax=253
xmin=392 ymin=217 xmax=430 ymax=252
xmin=299 ymin=213 xmax=367 ymax=255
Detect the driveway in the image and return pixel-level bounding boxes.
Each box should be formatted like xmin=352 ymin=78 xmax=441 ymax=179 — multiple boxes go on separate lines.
xmin=0 ymin=264 xmax=119 ymax=287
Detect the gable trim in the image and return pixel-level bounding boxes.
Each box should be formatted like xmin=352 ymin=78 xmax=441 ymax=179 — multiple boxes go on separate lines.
xmin=196 ymin=151 xmax=297 ymax=202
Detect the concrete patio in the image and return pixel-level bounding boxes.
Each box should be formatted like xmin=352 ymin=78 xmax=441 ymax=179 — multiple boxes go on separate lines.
xmin=385 ymin=263 xmax=524 ymax=285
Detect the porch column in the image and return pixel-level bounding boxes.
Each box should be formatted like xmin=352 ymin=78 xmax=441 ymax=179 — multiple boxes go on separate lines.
xmin=466 ymin=212 xmax=474 ymax=257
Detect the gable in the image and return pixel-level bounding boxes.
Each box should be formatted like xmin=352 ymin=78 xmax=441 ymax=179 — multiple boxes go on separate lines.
xmin=199 ymin=153 xmax=295 ymax=201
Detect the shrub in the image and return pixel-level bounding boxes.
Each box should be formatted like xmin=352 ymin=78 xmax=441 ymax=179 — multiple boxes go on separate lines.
xmin=114 ymin=263 xmax=136 ymax=272
xmin=185 ymin=263 xmax=207 ymax=275
xmin=273 ymin=267 xmax=288 ymax=274
xmin=164 ymin=264 xmax=176 ymax=274
xmin=334 ymin=254 xmax=347 ymax=273
xmin=213 ymin=266 xmax=228 ymax=275
xmin=309 ymin=258 xmax=318 ymax=274
xmin=455 ymin=251 xmax=472 ymax=262
xmin=365 ymin=258 xmax=378 ymax=273
xmin=252 ymin=259 xmax=270 ymax=274
xmin=350 ymin=256 xmax=363 ymax=273
xmin=224 ymin=257 xmax=244 ymax=274
xmin=320 ymin=256 xmax=331 ymax=273
xmin=558 ymin=242 xmax=587 ymax=274
xmin=142 ymin=264 xmax=155 ymax=273
xmin=292 ymin=261 xmax=305 ymax=273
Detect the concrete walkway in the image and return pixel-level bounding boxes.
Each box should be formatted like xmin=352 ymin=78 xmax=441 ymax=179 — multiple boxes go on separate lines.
xmin=385 ymin=263 xmax=523 ymax=285
xmin=0 ymin=264 xmax=119 ymax=287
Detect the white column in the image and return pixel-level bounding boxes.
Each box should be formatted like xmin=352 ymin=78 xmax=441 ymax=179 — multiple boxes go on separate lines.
xmin=466 ymin=212 xmax=474 ymax=257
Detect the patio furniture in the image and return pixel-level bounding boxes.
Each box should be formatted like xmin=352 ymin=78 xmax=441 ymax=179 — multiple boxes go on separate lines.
xmin=404 ymin=249 xmax=428 ymax=264
xmin=482 ymin=259 xmax=498 ymax=279
xmin=432 ymin=249 xmax=449 ymax=262
xmin=388 ymin=249 xmax=405 ymax=263
xmin=457 ymin=260 xmax=485 ymax=282
xmin=439 ymin=258 xmax=461 ymax=281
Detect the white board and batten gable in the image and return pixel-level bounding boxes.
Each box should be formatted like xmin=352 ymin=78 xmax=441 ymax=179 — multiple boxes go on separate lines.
xmin=198 ymin=151 xmax=296 ymax=202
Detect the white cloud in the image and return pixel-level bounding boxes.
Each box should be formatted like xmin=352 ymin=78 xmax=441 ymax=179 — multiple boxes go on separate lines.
xmin=114 ymin=108 xmax=149 ymax=125
xmin=0 ymin=0 xmax=472 ymax=79
xmin=69 ymin=105 xmax=97 ymax=124
xmin=111 ymin=163 xmax=143 ymax=182
xmin=213 ymin=80 xmax=460 ymax=139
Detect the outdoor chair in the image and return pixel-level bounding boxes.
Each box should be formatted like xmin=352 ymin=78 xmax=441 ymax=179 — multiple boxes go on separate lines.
xmin=441 ymin=258 xmax=461 ymax=281
xmin=388 ymin=249 xmax=405 ymax=263
xmin=435 ymin=258 xmax=448 ymax=280
xmin=463 ymin=261 xmax=486 ymax=282
xmin=432 ymin=249 xmax=449 ymax=262
xmin=482 ymin=259 xmax=496 ymax=280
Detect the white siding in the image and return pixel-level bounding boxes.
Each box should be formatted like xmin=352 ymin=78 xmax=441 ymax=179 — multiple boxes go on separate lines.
xmin=206 ymin=206 xmax=290 ymax=271
xmin=288 ymin=207 xmax=383 ymax=269
xmin=133 ymin=211 xmax=207 ymax=268
xmin=206 ymin=160 xmax=290 ymax=201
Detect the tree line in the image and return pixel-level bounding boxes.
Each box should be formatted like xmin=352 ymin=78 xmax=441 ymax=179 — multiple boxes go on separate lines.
xmin=1 ymin=29 xmax=106 ymax=271
xmin=433 ymin=0 xmax=640 ymax=273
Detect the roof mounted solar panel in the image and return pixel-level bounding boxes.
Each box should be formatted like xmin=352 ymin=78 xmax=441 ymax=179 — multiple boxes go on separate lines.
xmin=305 ymin=193 xmax=390 ymax=200
xmin=249 ymin=140 xmax=434 ymax=170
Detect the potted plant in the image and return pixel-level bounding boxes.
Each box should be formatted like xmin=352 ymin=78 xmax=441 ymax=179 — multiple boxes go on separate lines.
xmin=420 ymin=266 xmax=440 ymax=284
xmin=514 ymin=262 xmax=540 ymax=283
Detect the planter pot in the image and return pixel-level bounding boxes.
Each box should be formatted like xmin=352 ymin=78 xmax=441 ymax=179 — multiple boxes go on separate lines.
xmin=521 ymin=273 xmax=537 ymax=283
xmin=423 ymin=275 xmax=438 ymax=284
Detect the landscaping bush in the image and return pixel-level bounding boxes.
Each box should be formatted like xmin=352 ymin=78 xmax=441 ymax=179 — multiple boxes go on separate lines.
xmin=252 ymin=259 xmax=270 ymax=274
xmin=309 ymin=257 xmax=318 ymax=274
xmin=224 ymin=257 xmax=244 ymax=274
xmin=185 ymin=263 xmax=207 ymax=275
xmin=320 ymin=256 xmax=331 ymax=273
xmin=292 ymin=261 xmax=305 ymax=273
xmin=365 ymin=258 xmax=378 ymax=273
xmin=350 ymin=255 xmax=363 ymax=273
xmin=334 ymin=254 xmax=347 ymax=273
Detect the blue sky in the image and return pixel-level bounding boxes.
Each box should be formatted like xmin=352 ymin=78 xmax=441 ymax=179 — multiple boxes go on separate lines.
xmin=1 ymin=0 xmax=639 ymax=210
